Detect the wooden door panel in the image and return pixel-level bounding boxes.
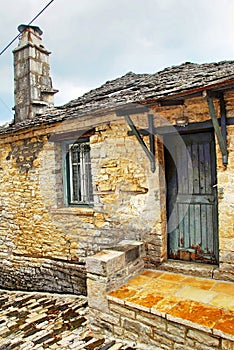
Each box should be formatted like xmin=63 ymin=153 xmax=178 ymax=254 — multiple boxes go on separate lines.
xmin=165 ymin=131 xmax=218 ymax=264
xmin=176 ymin=194 xmax=215 ymax=204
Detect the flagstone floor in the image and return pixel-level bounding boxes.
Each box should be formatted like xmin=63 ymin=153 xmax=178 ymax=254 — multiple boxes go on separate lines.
xmin=108 ymin=270 xmax=234 ymax=338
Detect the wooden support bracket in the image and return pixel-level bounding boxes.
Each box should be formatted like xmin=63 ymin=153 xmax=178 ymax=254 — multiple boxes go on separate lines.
xmin=206 ymin=94 xmax=228 ymax=166
xmin=124 ymin=114 xmax=156 ymax=172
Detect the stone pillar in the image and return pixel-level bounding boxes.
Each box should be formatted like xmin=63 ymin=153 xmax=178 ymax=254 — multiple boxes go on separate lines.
xmin=86 ymin=240 xmax=145 ymax=314
xmin=13 ymin=24 xmax=58 ymax=123
xmin=87 ymin=250 xmax=126 ymax=313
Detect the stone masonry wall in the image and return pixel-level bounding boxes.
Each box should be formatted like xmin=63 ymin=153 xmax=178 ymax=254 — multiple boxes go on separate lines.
xmin=0 ymin=118 xmax=163 ymax=293
xmin=0 ymin=130 xmax=86 ymax=293
xmin=86 ymin=240 xmax=145 ymax=313
xmin=91 ymin=299 xmax=233 ymax=350
xmin=47 ymin=119 xmax=163 ymax=260
xmin=215 ymin=129 xmax=234 ymax=280
xmin=90 ymin=121 xmax=164 ymax=260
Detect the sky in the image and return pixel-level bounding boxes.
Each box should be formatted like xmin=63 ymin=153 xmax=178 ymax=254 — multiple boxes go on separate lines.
xmin=0 ymin=0 xmax=234 ymax=124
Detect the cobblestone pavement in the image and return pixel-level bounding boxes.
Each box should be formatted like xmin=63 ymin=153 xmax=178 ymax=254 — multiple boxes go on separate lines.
xmin=0 ymin=289 xmax=137 ymax=350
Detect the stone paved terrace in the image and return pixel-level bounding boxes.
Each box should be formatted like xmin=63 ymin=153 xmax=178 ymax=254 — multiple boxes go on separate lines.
xmin=107 ymin=270 xmax=234 ymax=349
xmin=0 ymin=290 xmax=138 ymax=350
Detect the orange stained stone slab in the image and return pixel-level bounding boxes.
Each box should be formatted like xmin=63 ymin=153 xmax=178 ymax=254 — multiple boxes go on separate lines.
xmin=127 ymin=292 xmax=164 ymax=308
xmin=152 ymin=295 xmax=181 ymax=313
xmin=108 ymin=285 xmax=137 ymax=300
xmin=141 ymin=270 xmax=163 ymax=279
xmin=212 ymin=282 xmax=234 ymax=296
xmin=126 ymin=275 xmax=151 ymax=287
xmin=168 ymin=300 xmax=224 ymax=328
xmin=214 ymin=311 xmax=234 ymax=336
xmin=182 ymin=276 xmax=216 ymax=290
xmin=159 ymin=272 xmax=185 ymax=283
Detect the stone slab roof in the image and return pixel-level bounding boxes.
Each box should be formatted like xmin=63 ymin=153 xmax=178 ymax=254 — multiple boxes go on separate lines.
xmin=1 ymin=60 xmax=234 ymax=135
xmin=0 ymin=290 xmax=138 ymax=349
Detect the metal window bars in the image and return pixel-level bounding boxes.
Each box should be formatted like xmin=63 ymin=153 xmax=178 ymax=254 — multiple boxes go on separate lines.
xmin=69 ymin=143 xmax=93 ymax=205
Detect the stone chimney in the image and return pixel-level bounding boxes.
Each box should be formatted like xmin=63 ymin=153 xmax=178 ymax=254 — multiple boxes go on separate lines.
xmin=13 ymin=24 xmax=58 ymax=123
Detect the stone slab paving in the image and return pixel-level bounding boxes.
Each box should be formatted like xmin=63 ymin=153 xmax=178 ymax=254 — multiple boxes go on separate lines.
xmin=0 ymin=289 xmax=137 ymax=350
xmin=108 ymin=270 xmax=234 ymax=339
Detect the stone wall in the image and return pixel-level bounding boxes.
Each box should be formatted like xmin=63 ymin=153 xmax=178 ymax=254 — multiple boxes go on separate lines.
xmin=0 ymin=255 xmax=86 ymax=294
xmin=47 ymin=119 xmax=164 ymax=261
xmin=0 ymin=130 xmax=86 ymax=293
xmin=0 ymin=118 xmax=162 ymax=293
xmin=86 ymin=240 xmax=145 ymax=312
xmin=215 ymin=123 xmax=234 ymax=281
xmin=91 ymin=299 xmax=233 ymax=350
xmin=90 ymin=121 xmax=164 ymax=262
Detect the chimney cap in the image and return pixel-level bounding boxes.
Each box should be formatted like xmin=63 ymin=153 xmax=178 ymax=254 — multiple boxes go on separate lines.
xmin=18 ymin=24 xmax=43 ymax=36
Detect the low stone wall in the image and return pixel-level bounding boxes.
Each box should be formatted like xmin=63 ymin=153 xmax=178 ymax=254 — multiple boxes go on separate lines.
xmin=0 ymin=255 xmax=86 ymax=295
xmin=90 ymin=300 xmax=233 ymax=350
xmin=86 ymin=240 xmax=145 ymax=313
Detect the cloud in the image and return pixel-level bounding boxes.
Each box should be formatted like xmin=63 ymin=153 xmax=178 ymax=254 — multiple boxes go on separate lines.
xmin=0 ymin=0 xmax=234 ymax=123
xmin=53 ymin=79 xmax=93 ymax=106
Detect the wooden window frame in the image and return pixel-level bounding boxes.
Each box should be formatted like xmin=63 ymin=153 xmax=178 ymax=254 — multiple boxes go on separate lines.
xmin=62 ymin=138 xmax=94 ymax=207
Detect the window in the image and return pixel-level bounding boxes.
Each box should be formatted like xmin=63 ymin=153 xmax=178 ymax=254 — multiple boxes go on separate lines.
xmin=65 ymin=139 xmax=93 ymax=206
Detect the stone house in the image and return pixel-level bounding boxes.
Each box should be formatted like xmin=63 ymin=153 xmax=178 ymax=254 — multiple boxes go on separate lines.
xmin=0 ymin=24 xmax=233 ymax=299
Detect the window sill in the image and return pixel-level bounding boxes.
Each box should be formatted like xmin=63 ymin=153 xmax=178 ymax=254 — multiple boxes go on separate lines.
xmin=50 ymin=207 xmax=94 ymax=216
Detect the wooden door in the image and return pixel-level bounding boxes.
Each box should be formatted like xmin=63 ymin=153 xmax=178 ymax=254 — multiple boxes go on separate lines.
xmin=164 ymin=131 xmax=218 ymax=264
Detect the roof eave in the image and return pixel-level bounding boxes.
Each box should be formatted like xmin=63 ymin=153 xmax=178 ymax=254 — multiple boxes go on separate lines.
xmin=153 ymin=77 xmax=234 ymax=104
